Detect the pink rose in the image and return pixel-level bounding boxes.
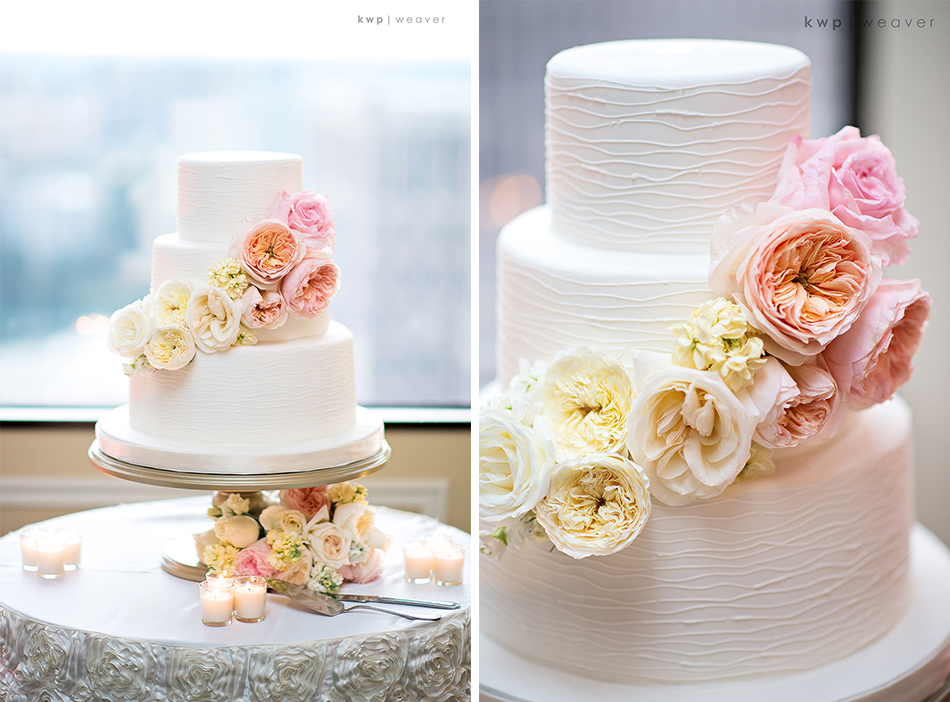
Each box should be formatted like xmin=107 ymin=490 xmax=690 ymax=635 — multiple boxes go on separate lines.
xmin=240 ymin=286 xmax=288 ymax=329
xmin=338 ymin=549 xmax=384 ymax=584
xmin=771 ymin=126 xmax=918 ymax=266
xmin=752 ymin=357 xmax=841 ymax=449
xmin=822 ymin=278 xmax=930 ymax=409
xmin=279 ymin=253 xmax=340 ymax=318
xmin=232 ymin=220 xmax=305 ymax=288
xmin=234 ymin=538 xmax=279 ymax=578
xmin=267 ymin=190 xmax=337 ymax=252
xmin=279 ymin=486 xmax=331 ymax=521
xmin=710 ymin=202 xmax=881 ymax=365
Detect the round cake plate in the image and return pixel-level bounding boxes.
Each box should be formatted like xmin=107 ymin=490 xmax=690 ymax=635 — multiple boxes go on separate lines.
xmin=480 ymin=524 xmax=950 ymax=702
xmin=89 ymin=439 xmax=391 ymax=491
xmin=161 ymin=534 xmax=208 ymax=581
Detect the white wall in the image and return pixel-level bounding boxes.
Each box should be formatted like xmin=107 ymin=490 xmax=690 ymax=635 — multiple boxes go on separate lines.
xmin=862 ymin=0 xmax=950 ymax=545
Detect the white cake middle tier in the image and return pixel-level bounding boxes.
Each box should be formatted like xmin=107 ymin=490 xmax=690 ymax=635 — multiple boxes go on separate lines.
xmin=129 ymin=321 xmax=357 ymax=449
xmin=496 ymin=205 xmax=715 ymax=386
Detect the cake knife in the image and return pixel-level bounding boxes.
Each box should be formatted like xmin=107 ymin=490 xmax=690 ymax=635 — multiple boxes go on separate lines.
xmin=266 ymin=579 xmax=442 ymax=621
xmin=336 ymin=594 xmax=461 ymax=610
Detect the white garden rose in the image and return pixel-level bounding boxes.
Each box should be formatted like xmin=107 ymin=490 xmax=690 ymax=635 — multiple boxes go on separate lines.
xmin=107 ymin=301 xmax=152 ymax=357
xmin=332 ymin=502 xmax=375 ymax=541
xmin=277 ymin=509 xmax=308 ymax=535
xmin=185 ymin=285 xmax=241 ymax=353
xmin=537 ymin=348 xmax=634 ymax=458
xmin=366 ymin=526 xmax=393 ymax=552
xmin=143 ymin=324 xmax=196 ymax=370
xmin=487 ymin=358 xmax=545 ymax=424
xmin=151 ymin=279 xmax=192 ymax=325
xmin=193 ymin=528 xmax=221 ymax=564
xmin=306 ymin=520 xmax=351 ymax=569
xmin=212 ymin=515 xmax=261 ymax=549
xmin=535 ymin=453 xmax=651 ymax=559
xmin=259 ymin=505 xmax=287 ymax=531
xmin=479 ymin=408 xmax=554 ymax=524
xmin=626 ymin=353 xmax=758 ymax=506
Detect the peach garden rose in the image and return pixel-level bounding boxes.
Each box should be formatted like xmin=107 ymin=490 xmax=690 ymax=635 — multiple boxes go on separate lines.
xmin=822 ymin=277 xmax=930 ymax=409
xmin=280 ymin=253 xmax=340 ymax=318
xmin=710 ymin=202 xmax=881 ymax=365
xmin=279 ymin=486 xmax=331 ymax=521
xmin=232 ymin=219 xmax=306 ymax=287
xmin=240 ymin=286 xmax=287 ymax=329
xmin=752 ymin=357 xmax=842 ymax=449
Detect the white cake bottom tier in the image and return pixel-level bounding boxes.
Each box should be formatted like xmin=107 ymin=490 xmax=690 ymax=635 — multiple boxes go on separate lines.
xmin=480 ymin=398 xmax=914 ymax=684
xmin=496 ymin=205 xmax=715 ymax=387
xmin=150 ymin=232 xmax=328 ymax=343
xmin=129 ymin=321 xmax=358 ymax=450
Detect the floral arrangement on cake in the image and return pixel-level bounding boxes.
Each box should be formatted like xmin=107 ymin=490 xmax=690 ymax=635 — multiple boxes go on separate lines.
xmin=194 ymin=483 xmax=392 ymax=594
xmin=107 ymin=190 xmax=340 ymax=374
xmin=480 ymin=126 xmax=931 ymax=560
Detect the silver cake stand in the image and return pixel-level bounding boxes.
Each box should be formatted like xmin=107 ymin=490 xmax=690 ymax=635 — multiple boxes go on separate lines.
xmin=88 ymin=439 xmax=391 ymax=581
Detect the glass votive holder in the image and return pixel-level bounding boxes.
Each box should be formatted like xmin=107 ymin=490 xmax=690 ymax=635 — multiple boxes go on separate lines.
xmin=434 ymin=541 xmax=465 ymax=587
xmin=20 ymin=527 xmax=48 ymax=572
xmin=403 ymin=540 xmax=434 ymax=584
xmin=205 ymin=569 xmax=240 ymax=585
xmin=233 ymin=575 xmax=267 ymax=623
xmin=35 ymin=533 xmax=67 ymax=580
xmin=199 ymin=580 xmax=234 ymax=627
xmin=58 ymin=527 xmax=82 ymax=571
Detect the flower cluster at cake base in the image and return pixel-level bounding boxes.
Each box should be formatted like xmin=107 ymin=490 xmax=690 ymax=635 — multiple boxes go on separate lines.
xmin=194 ymin=483 xmax=391 ymax=594
xmin=107 ymin=190 xmax=340 ymax=374
xmin=480 ymin=127 xmax=930 ymax=560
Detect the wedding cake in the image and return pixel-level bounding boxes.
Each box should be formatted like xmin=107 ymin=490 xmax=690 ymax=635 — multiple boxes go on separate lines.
xmin=96 ymin=152 xmax=384 ymax=474
xmin=480 ymin=39 xmax=937 ymax=690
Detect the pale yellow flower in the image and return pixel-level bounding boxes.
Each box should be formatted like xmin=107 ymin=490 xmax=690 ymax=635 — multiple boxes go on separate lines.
xmin=736 ymin=442 xmax=775 ymax=482
xmin=234 ymin=325 xmax=258 ymax=347
xmin=537 ymin=348 xmax=633 ymax=458
xmin=329 ymin=482 xmax=368 ymax=506
xmin=670 ymin=297 xmax=766 ymax=391
xmin=208 ymin=257 xmax=249 ymax=299
xmin=535 ymin=453 xmax=651 ymax=559
xmin=265 ymin=529 xmax=305 ymax=571
xmin=143 ymin=324 xmax=196 ymax=371
xmin=203 ymin=543 xmax=240 ymax=572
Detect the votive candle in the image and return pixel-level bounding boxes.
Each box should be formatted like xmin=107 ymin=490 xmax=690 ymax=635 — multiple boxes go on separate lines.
xmin=20 ymin=527 xmax=48 ymax=572
xmin=36 ymin=534 xmax=67 ymax=580
xmin=199 ymin=580 xmax=233 ymax=627
xmin=434 ymin=542 xmax=465 ymax=587
xmin=233 ymin=576 xmax=267 ymax=623
xmin=205 ymin=570 xmax=240 ymax=585
xmin=59 ymin=527 xmax=82 ymax=571
xmin=403 ymin=540 xmax=433 ymax=583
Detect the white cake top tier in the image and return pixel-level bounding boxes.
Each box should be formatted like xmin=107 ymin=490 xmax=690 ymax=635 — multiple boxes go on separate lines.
xmin=176 ymin=151 xmax=303 ymax=245
xmin=545 ymin=39 xmax=811 ymax=253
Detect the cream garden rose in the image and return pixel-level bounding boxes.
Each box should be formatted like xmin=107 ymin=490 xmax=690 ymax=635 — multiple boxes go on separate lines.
xmin=212 ymin=515 xmax=261 ymax=549
xmin=151 ymin=280 xmax=192 ymax=326
xmin=185 ymin=285 xmax=242 ymax=353
xmin=333 ymin=502 xmax=375 ymax=541
xmin=479 ymin=408 xmax=554 ymax=524
xmin=710 ymin=203 xmax=881 ymax=365
xmin=535 ymin=453 xmax=651 ymax=559
xmin=108 ymin=302 xmax=152 ymax=357
xmin=626 ymin=354 xmax=759 ymax=506
xmin=306 ymin=521 xmax=351 ymax=569
xmin=537 ymin=348 xmax=634 ymax=458
xmin=143 ymin=324 xmax=196 ymax=370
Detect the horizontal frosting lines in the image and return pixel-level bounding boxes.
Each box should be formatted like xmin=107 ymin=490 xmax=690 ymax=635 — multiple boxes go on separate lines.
xmin=545 ymin=67 xmax=810 ymax=94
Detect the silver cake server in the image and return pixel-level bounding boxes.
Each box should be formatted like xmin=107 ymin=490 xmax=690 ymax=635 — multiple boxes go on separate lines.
xmin=266 ymin=579 xmax=442 ymax=622
xmin=336 ymin=594 xmax=461 ymax=610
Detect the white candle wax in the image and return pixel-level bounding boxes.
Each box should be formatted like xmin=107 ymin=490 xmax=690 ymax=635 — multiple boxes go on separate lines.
xmin=434 ymin=544 xmax=465 ymax=586
xmin=60 ymin=528 xmax=82 ymax=570
xmin=233 ymin=577 xmax=266 ymax=622
xmin=36 ymin=536 xmax=66 ymax=579
xmin=403 ymin=540 xmax=433 ymax=583
xmin=20 ymin=528 xmax=46 ymax=571
xmin=199 ymin=582 xmax=233 ymax=626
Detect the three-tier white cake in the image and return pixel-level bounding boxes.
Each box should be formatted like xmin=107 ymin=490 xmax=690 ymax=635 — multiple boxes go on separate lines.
xmin=96 ymin=152 xmax=384 ymax=474
xmin=480 ymin=39 xmax=941 ymax=693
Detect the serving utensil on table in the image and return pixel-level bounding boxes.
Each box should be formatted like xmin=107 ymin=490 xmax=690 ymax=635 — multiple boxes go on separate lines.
xmin=266 ymin=579 xmax=443 ymax=622
xmin=336 ymin=593 xmax=460 ymax=610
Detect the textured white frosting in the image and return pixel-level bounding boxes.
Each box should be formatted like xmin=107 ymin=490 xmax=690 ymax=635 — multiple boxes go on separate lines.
xmin=176 ymin=151 xmax=302 ymax=245
xmin=545 ymin=39 xmax=810 ymax=252
xmin=496 ymin=206 xmax=714 ymax=386
xmin=481 ymin=398 xmax=914 ymax=683
xmin=129 ymin=321 xmax=356 ymax=449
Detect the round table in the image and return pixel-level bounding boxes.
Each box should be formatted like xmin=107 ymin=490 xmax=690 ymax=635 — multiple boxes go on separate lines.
xmin=0 ymin=497 xmax=471 ymax=702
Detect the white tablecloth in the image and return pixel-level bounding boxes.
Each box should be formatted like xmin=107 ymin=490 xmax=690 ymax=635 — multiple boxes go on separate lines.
xmin=0 ymin=496 xmax=471 ymax=702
